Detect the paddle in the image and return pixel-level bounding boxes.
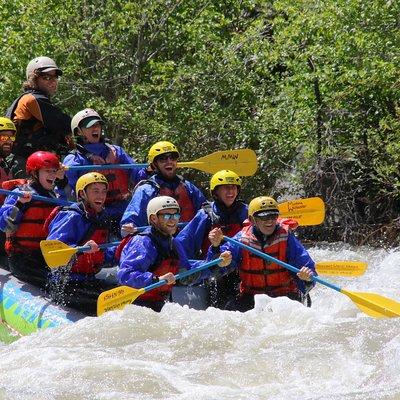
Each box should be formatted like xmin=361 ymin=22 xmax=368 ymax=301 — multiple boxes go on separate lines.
xmin=223 ymin=236 xmax=400 ymax=318
xmin=40 ymin=223 xmax=188 ymax=268
xmin=278 ymin=197 xmax=325 ymax=226
xmin=0 ymin=188 xmax=73 ymax=207
xmin=315 ymin=261 xmax=367 ymax=277
xmin=97 ymin=257 xmax=223 ymax=316
xmin=65 ymin=149 xmax=258 ymax=176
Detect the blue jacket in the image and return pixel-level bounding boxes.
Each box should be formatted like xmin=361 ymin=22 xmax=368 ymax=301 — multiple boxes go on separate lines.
xmin=176 ymin=200 xmax=248 ymax=259
xmin=209 ymin=223 xmax=316 ymax=294
xmin=120 ymin=174 xmax=206 ymax=228
xmin=0 ymin=182 xmax=58 ymax=233
xmin=117 ymin=227 xmax=211 ymax=289
xmin=63 ymin=142 xmax=147 ymax=198
xmin=46 ymin=202 xmax=115 ymax=265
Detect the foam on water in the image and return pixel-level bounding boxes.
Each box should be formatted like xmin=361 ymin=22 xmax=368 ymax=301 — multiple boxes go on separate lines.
xmin=1 ymin=244 xmax=400 ymax=400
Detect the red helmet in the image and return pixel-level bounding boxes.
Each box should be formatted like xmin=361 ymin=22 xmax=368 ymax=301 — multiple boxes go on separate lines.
xmin=26 ymin=151 xmax=60 ymax=175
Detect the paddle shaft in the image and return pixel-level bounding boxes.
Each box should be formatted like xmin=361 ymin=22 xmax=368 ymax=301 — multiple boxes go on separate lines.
xmin=142 ymin=257 xmax=223 ymax=293
xmin=0 ymin=188 xmax=73 ymax=207
xmin=223 ymin=236 xmax=342 ymax=293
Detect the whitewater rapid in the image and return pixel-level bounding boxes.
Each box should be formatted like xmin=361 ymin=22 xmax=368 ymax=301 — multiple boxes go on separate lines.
xmin=1 ymin=243 xmax=400 ymax=400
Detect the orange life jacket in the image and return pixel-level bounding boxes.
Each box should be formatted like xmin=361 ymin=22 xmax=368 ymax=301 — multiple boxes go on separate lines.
xmin=239 ymin=224 xmax=298 ymax=297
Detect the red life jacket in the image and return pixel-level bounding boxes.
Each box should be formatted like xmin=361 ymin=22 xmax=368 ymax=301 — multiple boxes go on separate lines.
xmin=238 ymin=224 xmax=298 ymax=297
xmin=200 ymin=201 xmax=243 ymax=257
xmin=100 ymin=167 xmax=130 ymax=205
xmin=5 ymin=183 xmax=56 ymax=254
xmin=44 ymin=204 xmax=109 ymax=274
xmin=115 ymin=230 xmax=180 ymax=302
xmin=159 ymin=181 xmax=196 ymax=222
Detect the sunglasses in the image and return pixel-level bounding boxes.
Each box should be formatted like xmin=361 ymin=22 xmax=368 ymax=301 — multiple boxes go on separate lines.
xmin=39 ymin=74 xmax=59 ymax=82
xmin=0 ymin=135 xmax=15 ymax=141
xmin=255 ymin=213 xmax=279 ymax=221
xmin=156 ymin=153 xmax=179 ymax=162
xmin=158 ymin=212 xmax=181 ymax=220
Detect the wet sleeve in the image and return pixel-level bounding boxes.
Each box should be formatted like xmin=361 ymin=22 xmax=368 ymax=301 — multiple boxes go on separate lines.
xmin=0 ymin=191 xmax=24 ymax=232
xmin=186 ymin=181 xmax=207 ymax=211
xmin=47 ymin=211 xmax=87 ymax=246
xmin=120 ymin=186 xmax=155 ymax=228
xmin=175 ymin=209 xmax=211 ymax=259
xmin=117 ymin=236 xmax=158 ymax=288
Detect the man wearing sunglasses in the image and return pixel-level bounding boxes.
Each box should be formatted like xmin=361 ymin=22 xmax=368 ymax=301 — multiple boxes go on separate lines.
xmin=120 ymin=141 xmax=206 ymax=235
xmin=6 ymin=56 xmax=73 ymax=178
xmin=117 ymin=196 xmax=231 ymax=312
xmin=207 ymin=196 xmax=316 ymax=312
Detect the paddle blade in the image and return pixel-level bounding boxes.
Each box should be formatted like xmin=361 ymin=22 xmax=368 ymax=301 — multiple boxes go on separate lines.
xmin=40 ymin=240 xmax=78 ymax=268
xmin=342 ymin=289 xmax=400 ymax=318
xmin=316 ymin=261 xmax=368 ymax=277
xmin=97 ymin=286 xmax=145 ymax=316
xmin=178 ymin=149 xmax=258 ymax=176
xmin=278 ymin=197 xmax=325 ymax=226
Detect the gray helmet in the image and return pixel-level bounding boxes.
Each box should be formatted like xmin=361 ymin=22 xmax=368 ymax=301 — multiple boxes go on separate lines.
xmin=26 ymin=56 xmax=62 ymax=79
xmin=71 ymin=108 xmax=104 ymax=134
xmin=147 ymin=196 xmax=180 ymax=223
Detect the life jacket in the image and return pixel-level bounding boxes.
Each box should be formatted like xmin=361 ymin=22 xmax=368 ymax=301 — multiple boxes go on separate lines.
xmin=137 ymin=176 xmax=196 ymax=222
xmin=6 ymin=90 xmax=70 ymax=157
xmin=44 ymin=204 xmax=109 ymax=274
xmin=76 ymin=144 xmax=131 ymax=204
xmin=238 ymin=224 xmax=299 ymax=297
xmin=5 ymin=182 xmax=56 ymax=254
xmin=115 ymin=229 xmax=180 ymax=302
xmin=200 ymin=201 xmax=244 ymax=257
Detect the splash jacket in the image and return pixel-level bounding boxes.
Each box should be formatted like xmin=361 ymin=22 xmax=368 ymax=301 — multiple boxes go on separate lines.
xmin=0 ymin=181 xmax=57 ymax=254
xmin=121 ymin=174 xmax=206 ymax=228
xmin=117 ymin=227 xmax=210 ymax=302
xmin=46 ymin=202 xmax=115 ymax=277
xmin=177 ymin=200 xmax=248 ymax=259
xmin=6 ymin=89 xmax=72 ymax=158
xmin=211 ymin=222 xmax=316 ymax=298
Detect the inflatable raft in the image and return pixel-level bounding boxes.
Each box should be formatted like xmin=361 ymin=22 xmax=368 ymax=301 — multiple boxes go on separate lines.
xmin=0 ymin=267 xmax=85 ymax=336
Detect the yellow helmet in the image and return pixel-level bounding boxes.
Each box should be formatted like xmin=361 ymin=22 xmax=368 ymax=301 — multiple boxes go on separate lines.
xmin=75 ymin=172 xmax=108 ymax=198
xmin=147 ymin=141 xmax=179 ymax=163
xmin=248 ymin=196 xmax=279 ymax=218
xmin=0 ymin=117 xmax=16 ymax=133
xmin=210 ymin=169 xmax=242 ymax=192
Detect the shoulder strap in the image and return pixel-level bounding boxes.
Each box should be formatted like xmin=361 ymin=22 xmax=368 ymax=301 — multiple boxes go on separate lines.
xmin=201 ymin=201 xmax=220 ymax=225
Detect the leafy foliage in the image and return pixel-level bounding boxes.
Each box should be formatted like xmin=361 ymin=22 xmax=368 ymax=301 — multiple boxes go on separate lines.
xmin=0 ymin=0 xmax=399 ymax=242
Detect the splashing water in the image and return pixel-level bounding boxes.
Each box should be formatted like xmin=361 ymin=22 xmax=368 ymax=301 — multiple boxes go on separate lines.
xmin=1 ymin=243 xmax=400 ymax=400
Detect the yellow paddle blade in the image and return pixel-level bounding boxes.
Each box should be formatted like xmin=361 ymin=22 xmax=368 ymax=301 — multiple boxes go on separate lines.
xmin=97 ymin=286 xmax=145 ymax=316
xmin=316 ymin=261 xmax=368 ymax=277
xmin=341 ymin=289 xmax=400 ymax=318
xmin=278 ymin=197 xmax=325 ymax=226
xmin=40 ymin=240 xmax=78 ymax=268
xmin=178 ymin=149 xmax=258 ymax=176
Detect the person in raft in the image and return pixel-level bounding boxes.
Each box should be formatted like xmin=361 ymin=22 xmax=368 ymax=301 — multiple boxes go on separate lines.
xmin=207 ymin=196 xmax=316 ymax=312
xmin=6 ymin=56 xmax=73 ymax=178
xmin=45 ymin=172 xmax=118 ymax=315
xmin=116 ymin=195 xmax=232 ymax=312
xmin=176 ymin=169 xmax=248 ymax=309
xmin=120 ymin=141 xmax=206 ymax=236
xmin=63 ymin=108 xmax=148 ymax=234
xmin=0 ymin=151 xmax=64 ymax=287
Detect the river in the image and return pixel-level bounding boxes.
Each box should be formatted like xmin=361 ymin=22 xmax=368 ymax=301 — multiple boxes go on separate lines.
xmin=1 ymin=243 xmax=400 ymax=400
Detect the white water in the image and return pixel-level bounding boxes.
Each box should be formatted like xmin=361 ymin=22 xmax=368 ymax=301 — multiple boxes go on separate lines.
xmin=1 ymin=243 xmax=400 ymax=400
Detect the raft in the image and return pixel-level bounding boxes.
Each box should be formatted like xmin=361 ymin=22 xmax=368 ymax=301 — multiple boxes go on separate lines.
xmin=0 ymin=267 xmax=86 ymax=337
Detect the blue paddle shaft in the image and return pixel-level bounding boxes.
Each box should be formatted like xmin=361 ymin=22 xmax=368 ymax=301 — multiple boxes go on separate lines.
xmin=223 ymin=236 xmax=341 ymax=292
xmin=143 ymin=257 xmax=223 ymax=293
xmin=0 ymin=188 xmax=73 ymax=207
xmin=66 ymin=163 xmax=148 ymax=171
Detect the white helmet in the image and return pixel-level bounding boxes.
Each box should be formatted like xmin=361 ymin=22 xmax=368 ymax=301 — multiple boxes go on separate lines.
xmin=71 ymin=108 xmax=104 ymax=134
xmin=146 ymin=196 xmax=180 ymax=223
xmin=26 ymin=56 xmax=62 ymax=79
